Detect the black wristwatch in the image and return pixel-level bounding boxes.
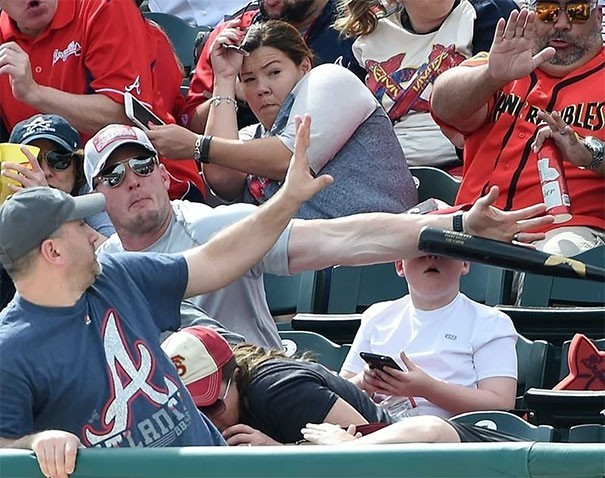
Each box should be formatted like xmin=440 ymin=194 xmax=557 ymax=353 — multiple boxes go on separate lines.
xmin=582 ymin=136 xmax=604 ymax=172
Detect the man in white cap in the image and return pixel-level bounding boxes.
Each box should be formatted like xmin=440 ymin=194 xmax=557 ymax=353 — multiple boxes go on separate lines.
xmin=0 ymin=117 xmax=331 ymax=478
xmin=85 ymin=124 xmax=552 ymax=349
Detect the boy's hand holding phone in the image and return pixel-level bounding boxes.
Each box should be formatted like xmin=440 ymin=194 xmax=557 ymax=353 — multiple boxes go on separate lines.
xmin=362 ymin=351 xmax=431 ymax=398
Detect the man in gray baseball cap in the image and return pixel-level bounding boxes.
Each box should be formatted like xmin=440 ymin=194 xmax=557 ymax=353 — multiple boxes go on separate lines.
xmin=0 ymin=187 xmax=105 ymax=275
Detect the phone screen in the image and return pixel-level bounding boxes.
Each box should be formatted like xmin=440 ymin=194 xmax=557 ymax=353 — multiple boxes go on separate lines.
xmin=131 ymin=97 xmax=164 ymax=128
xmin=359 ymin=352 xmax=403 ymax=371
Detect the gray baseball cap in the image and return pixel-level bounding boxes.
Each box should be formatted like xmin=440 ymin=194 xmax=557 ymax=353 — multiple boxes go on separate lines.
xmin=0 ymin=187 xmax=105 ymax=267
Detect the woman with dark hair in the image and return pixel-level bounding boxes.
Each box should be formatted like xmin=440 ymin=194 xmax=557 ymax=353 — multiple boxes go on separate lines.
xmin=3 ymin=114 xmax=115 ymax=242
xmin=147 ymin=20 xmax=417 ymax=219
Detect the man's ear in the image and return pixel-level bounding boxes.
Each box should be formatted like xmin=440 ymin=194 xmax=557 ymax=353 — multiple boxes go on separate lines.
xmin=394 ymin=260 xmax=405 ymax=278
xmin=39 ymin=237 xmax=63 ymax=266
xmin=461 ymin=261 xmax=470 ymax=276
xmin=158 ymin=163 xmax=172 ymax=190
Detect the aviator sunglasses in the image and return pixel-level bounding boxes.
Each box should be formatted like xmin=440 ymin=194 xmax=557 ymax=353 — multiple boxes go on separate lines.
xmin=40 ymin=150 xmax=75 ymax=171
xmin=198 ymin=376 xmax=233 ymax=417
xmin=533 ymin=1 xmax=597 ymax=23
xmin=97 ymin=154 xmax=158 ymax=188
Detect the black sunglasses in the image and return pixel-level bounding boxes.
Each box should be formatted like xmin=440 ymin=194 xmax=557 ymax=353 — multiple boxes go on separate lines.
xmin=41 ymin=150 xmax=75 ymax=171
xmin=97 ymin=154 xmax=158 ymax=188
xmin=534 ymin=1 xmax=597 ymax=23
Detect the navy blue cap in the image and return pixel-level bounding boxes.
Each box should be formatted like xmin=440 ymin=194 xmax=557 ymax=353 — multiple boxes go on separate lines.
xmin=9 ymin=114 xmax=82 ymax=153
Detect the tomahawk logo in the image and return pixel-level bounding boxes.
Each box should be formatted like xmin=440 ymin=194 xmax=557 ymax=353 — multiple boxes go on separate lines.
xmin=83 ymin=310 xmax=185 ymax=447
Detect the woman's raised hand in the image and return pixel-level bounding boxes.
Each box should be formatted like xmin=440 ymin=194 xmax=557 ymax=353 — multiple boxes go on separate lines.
xmin=210 ymin=19 xmax=247 ymax=80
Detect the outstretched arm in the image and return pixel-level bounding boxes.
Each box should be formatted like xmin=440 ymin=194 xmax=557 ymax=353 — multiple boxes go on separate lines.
xmin=287 ymin=186 xmax=553 ymax=274
xmin=431 ymin=9 xmax=556 ymax=133
xmin=183 ymin=115 xmax=333 ymax=298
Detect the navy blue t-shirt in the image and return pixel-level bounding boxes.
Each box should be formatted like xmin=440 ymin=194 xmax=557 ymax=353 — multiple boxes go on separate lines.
xmin=0 ymin=252 xmax=225 ymax=447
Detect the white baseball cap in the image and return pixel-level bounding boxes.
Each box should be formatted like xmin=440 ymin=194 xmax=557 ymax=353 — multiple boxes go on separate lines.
xmin=84 ymin=124 xmax=156 ymax=188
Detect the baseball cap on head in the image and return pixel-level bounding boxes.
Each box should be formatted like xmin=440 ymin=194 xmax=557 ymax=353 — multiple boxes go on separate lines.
xmin=161 ymin=326 xmax=234 ymax=407
xmin=84 ymin=124 xmax=157 ymax=188
xmin=0 ymin=187 xmax=105 ymax=268
xmin=9 ymin=114 xmax=81 ymax=152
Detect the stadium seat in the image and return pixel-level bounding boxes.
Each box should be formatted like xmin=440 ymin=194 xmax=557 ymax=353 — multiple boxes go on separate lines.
xmin=497 ymin=305 xmax=605 ymax=346
xmin=279 ymin=331 xmax=350 ymax=371
xmin=567 ymin=424 xmax=605 ymax=443
xmin=515 ymin=335 xmax=553 ymax=409
xmin=291 ymin=313 xmax=362 ymax=345
xmin=264 ymin=271 xmax=323 ymax=317
xmin=409 ymin=166 xmax=460 ymax=204
xmin=451 ymin=410 xmax=556 ymax=441
xmin=518 ymin=245 xmax=605 ymax=307
xmin=325 ymin=261 xmax=508 ymax=314
xmin=143 ymin=12 xmax=212 ymax=75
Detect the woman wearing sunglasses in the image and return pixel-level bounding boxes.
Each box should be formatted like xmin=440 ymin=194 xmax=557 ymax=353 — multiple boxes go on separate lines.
xmin=147 ymin=20 xmax=417 ymax=220
xmin=4 ymin=114 xmax=115 ymax=242
xmin=333 ymin=0 xmax=517 ymax=173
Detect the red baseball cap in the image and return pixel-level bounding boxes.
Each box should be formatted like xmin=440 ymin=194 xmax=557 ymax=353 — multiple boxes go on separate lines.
xmin=161 ymin=326 xmax=234 ymax=407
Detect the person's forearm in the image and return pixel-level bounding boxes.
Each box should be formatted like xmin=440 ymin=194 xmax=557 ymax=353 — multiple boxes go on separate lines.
xmin=207 ymin=136 xmax=292 ymax=180
xmin=421 ymin=379 xmax=516 ymax=415
xmin=191 ymin=100 xmax=211 ymax=133
xmin=431 ymin=64 xmax=505 ymax=133
xmin=0 ymin=434 xmax=35 ymax=449
xmin=183 ymin=184 xmax=304 ymax=298
xmin=288 ymin=213 xmax=457 ymax=274
xmin=22 ymin=86 xmax=128 ymax=135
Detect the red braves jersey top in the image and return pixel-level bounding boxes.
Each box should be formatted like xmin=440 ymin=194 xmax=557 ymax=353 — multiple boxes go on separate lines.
xmin=448 ymin=50 xmax=605 ymax=232
xmin=0 ymin=0 xmax=205 ymax=200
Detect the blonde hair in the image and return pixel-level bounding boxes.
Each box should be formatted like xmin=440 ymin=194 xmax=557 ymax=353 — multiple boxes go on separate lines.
xmin=334 ymin=0 xmax=386 ymax=38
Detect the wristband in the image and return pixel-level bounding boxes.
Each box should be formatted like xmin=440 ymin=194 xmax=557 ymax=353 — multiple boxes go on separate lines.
xmin=452 ymin=213 xmax=464 ymax=233
xmin=193 ymin=135 xmax=213 ymax=164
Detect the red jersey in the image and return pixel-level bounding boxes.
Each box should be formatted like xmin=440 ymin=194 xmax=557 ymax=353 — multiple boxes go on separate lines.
xmin=446 ymin=50 xmax=605 ymax=233
xmin=0 ymin=0 xmax=205 ymax=200
xmin=179 ymin=10 xmax=258 ymax=127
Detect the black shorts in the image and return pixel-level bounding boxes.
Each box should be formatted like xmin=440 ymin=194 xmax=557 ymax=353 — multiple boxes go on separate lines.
xmin=449 ymin=422 xmax=526 ymax=442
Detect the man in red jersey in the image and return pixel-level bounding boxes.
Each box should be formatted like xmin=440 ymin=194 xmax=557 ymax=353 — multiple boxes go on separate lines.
xmin=0 ymin=0 xmax=205 ymax=201
xmin=431 ymin=2 xmax=604 ymax=256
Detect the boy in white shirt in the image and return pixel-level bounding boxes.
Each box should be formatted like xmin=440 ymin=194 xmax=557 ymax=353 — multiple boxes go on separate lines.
xmin=340 ymin=255 xmax=518 ymax=419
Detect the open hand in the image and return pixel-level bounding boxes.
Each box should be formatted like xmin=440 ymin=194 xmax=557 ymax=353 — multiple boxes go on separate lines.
xmin=279 ymin=114 xmax=334 ymax=206
xmin=0 ymin=42 xmax=40 ymax=104
xmin=487 ymin=9 xmax=555 ymax=83
xmin=463 ymin=186 xmax=553 ymax=243
xmin=531 ymin=111 xmax=592 ymax=168
xmin=1 ymin=146 xmax=48 ymax=192
xmin=301 ymin=423 xmax=360 ymax=445
xmin=222 ymin=424 xmax=281 ymax=446
xmin=30 ymin=430 xmax=82 ymax=478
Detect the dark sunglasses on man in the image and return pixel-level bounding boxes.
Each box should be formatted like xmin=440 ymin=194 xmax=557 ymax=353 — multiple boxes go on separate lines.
xmin=40 ymin=150 xmax=76 ymax=171
xmin=96 ymin=154 xmax=158 ymax=188
xmin=533 ymin=1 xmax=597 ymax=23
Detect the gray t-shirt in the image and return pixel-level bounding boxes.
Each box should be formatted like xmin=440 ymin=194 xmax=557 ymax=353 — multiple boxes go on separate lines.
xmin=242 ymin=64 xmax=417 ymax=218
xmin=99 ymin=200 xmax=291 ymax=349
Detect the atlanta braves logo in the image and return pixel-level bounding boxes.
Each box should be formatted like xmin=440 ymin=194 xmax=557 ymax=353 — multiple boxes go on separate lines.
xmin=82 ymin=310 xmax=180 ymax=446
xmin=52 ymin=41 xmax=82 ymax=65
xmin=365 ymin=44 xmax=465 ymax=121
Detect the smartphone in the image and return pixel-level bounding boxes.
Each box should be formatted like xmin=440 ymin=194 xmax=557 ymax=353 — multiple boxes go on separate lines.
xmin=222 ymin=43 xmax=249 ymax=56
xmin=124 ymin=92 xmax=165 ymax=130
xmin=359 ymin=352 xmax=403 ymax=371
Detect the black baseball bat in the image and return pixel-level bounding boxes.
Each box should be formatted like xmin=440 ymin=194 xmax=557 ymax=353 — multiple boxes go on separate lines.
xmin=417 ymin=227 xmax=605 ymax=282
